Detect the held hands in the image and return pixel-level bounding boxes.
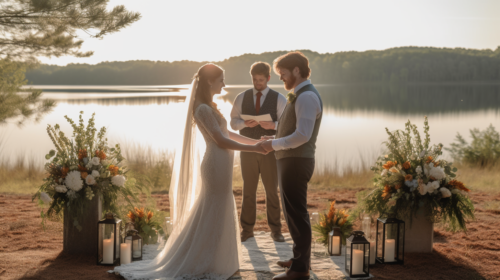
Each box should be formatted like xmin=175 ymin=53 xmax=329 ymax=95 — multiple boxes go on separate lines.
xmin=260 ymin=135 xmax=275 ymax=141
xmin=244 ymin=120 xmax=259 ymax=128
xmin=254 ymin=141 xmax=269 ymax=155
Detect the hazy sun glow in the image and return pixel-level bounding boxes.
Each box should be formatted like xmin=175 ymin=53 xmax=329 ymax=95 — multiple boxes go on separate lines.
xmin=39 ymin=0 xmax=500 ymax=66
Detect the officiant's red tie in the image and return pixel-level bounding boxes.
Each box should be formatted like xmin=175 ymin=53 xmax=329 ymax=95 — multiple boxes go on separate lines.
xmin=255 ymin=91 xmax=263 ymax=114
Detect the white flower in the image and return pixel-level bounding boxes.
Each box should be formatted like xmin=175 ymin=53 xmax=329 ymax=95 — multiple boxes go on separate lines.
xmin=111 ymin=175 xmax=126 ymax=187
xmin=40 ymin=192 xmax=52 ymax=204
xmin=429 ymin=166 xmax=446 ymax=180
xmin=389 ymin=167 xmax=400 ymax=174
xmin=381 ymin=169 xmax=388 ymax=176
xmin=101 ymin=159 xmax=110 ymax=166
xmin=440 ymin=188 xmax=452 ymax=198
xmin=410 ymin=154 xmax=417 ymax=161
xmin=65 ymin=170 xmax=83 ymax=191
xmin=418 ymin=183 xmax=427 ymax=195
xmin=92 ymin=170 xmax=100 ymax=178
xmin=91 ymin=157 xmax=100 ymax=165
xmin=85 ymin=175 xmax=96 ymax=185
xmin=429 ymin=162 xmax=434 ymax=168
xmin=55 ymin=185 xmax=68 ymax=193
xmin=67 ymin=190 xmax=77 ymax=199
xmin=419 ymin=150 xmax=427 ymax=158
xmin=429 ymin=181 xmax=440 ymax=191
xmin=451 ymin=189 xmax=460 ymax=194
xmin=423 ymin=164 xmax=430 ymax=177
xmin=416 ymin=166 xmax=422 ymax=174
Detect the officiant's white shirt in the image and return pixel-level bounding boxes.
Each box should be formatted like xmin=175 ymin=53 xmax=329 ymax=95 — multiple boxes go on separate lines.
xmin=230 ymin=87 xmax=287 ymax=131
xmin=272 ymin=80 xmax=322 ymax=151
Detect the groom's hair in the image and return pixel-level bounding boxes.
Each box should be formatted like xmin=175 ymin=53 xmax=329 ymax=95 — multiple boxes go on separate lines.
xmin=250 ymin=62 xmax=271 ymax=78
xmin=273 ymin=51 xmax=311 ymax=79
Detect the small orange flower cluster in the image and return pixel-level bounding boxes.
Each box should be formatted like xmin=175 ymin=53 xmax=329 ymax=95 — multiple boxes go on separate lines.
xmin=134 ymin=207 xmax=145 ymax=218
xmin=127 ymin=210 xmax=136 ymax=221
xmin=108 ymin=165 xmax=119 ymax=176
xmin=78 ymin=149 xmax=87 ymax=160
xmin=405 ymin=174 xmax=413 ymax=181
xmin=383 ymin=161 xmax=397 ymax=170
xmin=327 ymin=200 xmax=336 ymax=223
xmin=449 ymin=180 xmax=470 ymax=192
xmin=426 ymin=156 xmax=433 ymax=164
xmin=78 ymin=164 xmax=87 ymax=172
xmin=382 ymin=185 xmax=392 ymax=200
xmin=147 ymin=210 xmax=154 ymax=221
xmin=95 ymin=150 xmax=107 ymax=160
xmin=81 ymin=172 xmax=88 ymax=179
xmin=403 ymin=161 xmax=411 ymax=170
xmin=337 ymin=209 xmax=349 ymax=226
xmin=61 ymin=166 xmax=69 ymax=178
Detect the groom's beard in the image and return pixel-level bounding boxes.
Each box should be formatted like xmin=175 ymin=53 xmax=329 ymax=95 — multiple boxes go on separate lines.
xmin=284 ymin=75 xmax=296 ymax=91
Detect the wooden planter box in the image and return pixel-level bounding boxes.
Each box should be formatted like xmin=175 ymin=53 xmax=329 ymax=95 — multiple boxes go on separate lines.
xmin=404 ymin=211 xmax=433 ymax=253
xmin=63 ymin=195 xmax=102 ymax=255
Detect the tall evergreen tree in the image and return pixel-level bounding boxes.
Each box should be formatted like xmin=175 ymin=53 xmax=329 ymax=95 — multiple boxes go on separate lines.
xmin=0 ymin=0 xmax=141 ymax=125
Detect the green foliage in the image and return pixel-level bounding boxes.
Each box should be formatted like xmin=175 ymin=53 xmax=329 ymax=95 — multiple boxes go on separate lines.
xmin=359 ymin=117 xmax=475 ymax=232
xmin=445 ymin=124 xmax=500 ymax=167
xmin=0 ymin=59 xmax=55 ymax=125
xmin=0 ymin=0 xmax=141 ymax=60
xmin=26 ymin=47 xmax=500 ymax=85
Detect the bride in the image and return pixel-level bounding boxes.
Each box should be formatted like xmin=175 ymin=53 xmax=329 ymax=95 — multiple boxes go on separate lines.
xmin=113 ymin=63 xmax=267 ymax=279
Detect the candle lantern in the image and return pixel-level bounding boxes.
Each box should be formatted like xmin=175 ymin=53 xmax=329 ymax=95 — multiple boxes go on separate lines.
xmin=97 ymin=212 xmax=122 ymax=266
xmin=328 ymin=227 xmax=342 ymax=256
xmin=345 ymin=231 xmax=370 ymax=278
xmin=125 ymin=229 xmax=143 ymax=261
xmin=376 ymin=217 xmax=404 ymax=265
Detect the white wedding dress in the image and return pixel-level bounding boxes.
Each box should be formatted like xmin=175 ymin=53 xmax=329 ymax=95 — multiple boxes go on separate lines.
xmin=114 ymin=81 xmax=242 ymax=279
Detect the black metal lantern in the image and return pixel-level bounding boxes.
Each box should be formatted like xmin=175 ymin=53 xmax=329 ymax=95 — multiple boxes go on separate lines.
xmin=328 ymin=226 xmax=342 ymax=256
xmin=345 ymin=231 xmax=370 ymax=278
xmin=376 ymin=217 xmax=405 ymax=265
xmin=125 ymin=229 xmax=143 ymax=261
xmin=97 ymin=212 xmax=122 ymax=266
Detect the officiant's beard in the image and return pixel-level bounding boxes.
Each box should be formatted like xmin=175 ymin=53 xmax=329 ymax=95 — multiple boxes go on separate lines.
xmin=284 ymin=75 xmax=297 ymax=91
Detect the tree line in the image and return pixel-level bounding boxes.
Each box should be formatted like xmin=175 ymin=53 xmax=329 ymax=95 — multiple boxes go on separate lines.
xmin=26 ymin=47 xmax=500 ymax=85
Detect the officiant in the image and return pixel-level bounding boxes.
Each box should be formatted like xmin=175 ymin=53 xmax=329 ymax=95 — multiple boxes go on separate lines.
xmin=230 ymin=62 xmax=287 ymax=242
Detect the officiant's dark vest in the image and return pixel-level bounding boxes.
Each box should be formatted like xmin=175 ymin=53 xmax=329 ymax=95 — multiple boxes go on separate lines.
xmin=239 ymin=89 xmax=279 ymax=140
xmin=275 ymin=84 xmax=323 ymax=160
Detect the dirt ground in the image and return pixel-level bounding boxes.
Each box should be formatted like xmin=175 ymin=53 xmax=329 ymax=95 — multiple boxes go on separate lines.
xmin=0 ymin=189 xmax=499 ymax=280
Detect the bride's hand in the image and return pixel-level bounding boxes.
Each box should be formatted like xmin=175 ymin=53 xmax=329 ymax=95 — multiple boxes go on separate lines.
xmin=254 ymin=142 xmax=269 ymax=154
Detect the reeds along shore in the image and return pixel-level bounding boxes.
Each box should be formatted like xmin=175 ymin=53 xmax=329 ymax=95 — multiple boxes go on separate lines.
xmin=1 ymin=143 xmax=498 ymax=196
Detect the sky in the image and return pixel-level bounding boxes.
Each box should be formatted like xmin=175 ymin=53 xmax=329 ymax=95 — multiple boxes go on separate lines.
xmin=40 ymin=0 xmax=500 ymax=66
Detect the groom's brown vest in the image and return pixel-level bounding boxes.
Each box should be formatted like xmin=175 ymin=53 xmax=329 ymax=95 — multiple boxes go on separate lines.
xmin=275 ymin=84 xmax=323 ymax=160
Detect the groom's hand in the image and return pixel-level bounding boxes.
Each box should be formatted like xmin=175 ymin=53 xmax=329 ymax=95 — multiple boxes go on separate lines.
xmin=244 ymin=120 xmax=259 ymax=128
xmin=261 ymin=140 xmax=274 ymax=153
xmin=259 ymin=121 xmax=275 ymax=130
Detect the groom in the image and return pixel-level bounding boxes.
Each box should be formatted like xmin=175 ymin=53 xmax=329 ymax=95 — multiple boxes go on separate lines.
xmin=261 ymin=52 xmax=323 ymax=280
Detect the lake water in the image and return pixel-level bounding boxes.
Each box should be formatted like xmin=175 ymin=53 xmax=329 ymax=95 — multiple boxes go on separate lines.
xmin=1 ymin=84 xmax=499 ymax=173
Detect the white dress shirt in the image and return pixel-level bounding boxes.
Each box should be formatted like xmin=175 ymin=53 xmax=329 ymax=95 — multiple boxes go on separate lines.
xmin=271 ymin=80 xmax=322 ymax=151
xmin=230 ymin=86 xmax=287 ymax=131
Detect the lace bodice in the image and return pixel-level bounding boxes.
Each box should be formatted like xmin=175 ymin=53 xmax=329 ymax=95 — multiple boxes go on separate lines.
xmin=194 ymin=104 xmax=229 ymax=143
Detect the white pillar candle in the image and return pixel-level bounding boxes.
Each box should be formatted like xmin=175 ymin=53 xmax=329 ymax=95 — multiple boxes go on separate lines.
xmin=352 ymin=249 xmax=364 ymax=275
xmin=331 ymin=236 xmax=340 ymax=255
xmin=132 ymin=239 xmax=141 ymax=258
xmin=369 ymin=241 xmax=376 ymax=265
xmin=120 ymin=243 xmax=131 ymax=265
xmin=103 ymin=238 xmax=114 ymax=264
xmin=384 ymin=239 xmax=396 ymax=262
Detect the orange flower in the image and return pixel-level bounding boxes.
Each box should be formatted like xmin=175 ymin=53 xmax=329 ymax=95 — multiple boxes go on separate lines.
xmin=81 ymin=172 xmax=88 ymax=179
xmin=382 ymin=185 xmax=392 ymax=200
xmin=383 ymin=161 xmax=395 ymax=170
xmin=147 ymin=211 xmax=154 ymax=221
xmin=405 ymin=174 xmax=413 ymax=181
xmin=395 ymin=184 xmax=402 ymax=190
xmin=403 ymin=161 xmax=411 ymax=170
xmin=78 ymin=164 xmax=87 ymax=172
xmin=127 ymin=211 xmax=136 ymax=221
xmin=78 ymin=149 xmax=87 ymax=160
xmin=320 ymin=221 xmax=326 ymax=227
xmin=426 ymin=156 xmax=433 ymax=164
xmin=449 ymin=180 xmax=470 ymax=192
xmin=134 ymin=207 xmax=145 ymax=218
xmin=108 ymin=165 xmax=119 ymax=176
xmin=95 ymin=150 xmax=107 ymax=160
xmin=61 ymin=167 xmax=69 ymax=178
xmin=433 ymin=161 xmax=440 ymax=166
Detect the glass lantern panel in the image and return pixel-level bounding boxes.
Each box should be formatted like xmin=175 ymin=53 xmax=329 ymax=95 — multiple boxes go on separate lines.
xmin=345 ymin=239 xmax=352 ymax=275
xmin=383 ymin=223 xmax=397 ymax=263
xmin=351 ymin=244 xmax=365 ymax=275
xmin=363 ymin=244 xmax=370 ymax=274
xmin=376 ymin=220 xmax=384 ymax=259
xmin=132 ymin=238 xmax=142 ymax=259
xmin=114 ymin=227 xmax=120 ymax=259
xmin=398 ymin=222 xmax=405 ymax=261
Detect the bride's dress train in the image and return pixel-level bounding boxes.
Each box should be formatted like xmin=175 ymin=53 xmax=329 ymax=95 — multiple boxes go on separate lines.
xmin=114 ymin=90 xmax=241 ymax=279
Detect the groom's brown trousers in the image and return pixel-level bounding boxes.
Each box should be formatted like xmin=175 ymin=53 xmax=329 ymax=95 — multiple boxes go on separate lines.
xmin=240 ymin=151 xmax=282 ymax=234
xmin=277 ymin=157 xmax=315 ymax=273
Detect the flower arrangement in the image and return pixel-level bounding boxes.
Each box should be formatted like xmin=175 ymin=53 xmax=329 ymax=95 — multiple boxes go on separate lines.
xmin=360 ymin=117 xmax=475 ymax=232
xmin=33 ymin=112 xmax=137 ymax=230
xmin=127 ymin=207 xmax=165 ymax=244
xmin=312 ymin=200 xmax=354 ymax=246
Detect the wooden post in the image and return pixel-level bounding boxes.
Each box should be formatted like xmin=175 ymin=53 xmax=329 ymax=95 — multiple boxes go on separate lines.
xmin=404 ymin=211 xmax=433 ymax=253
xmin=63 ymin=195 xmax=102 ymax=255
